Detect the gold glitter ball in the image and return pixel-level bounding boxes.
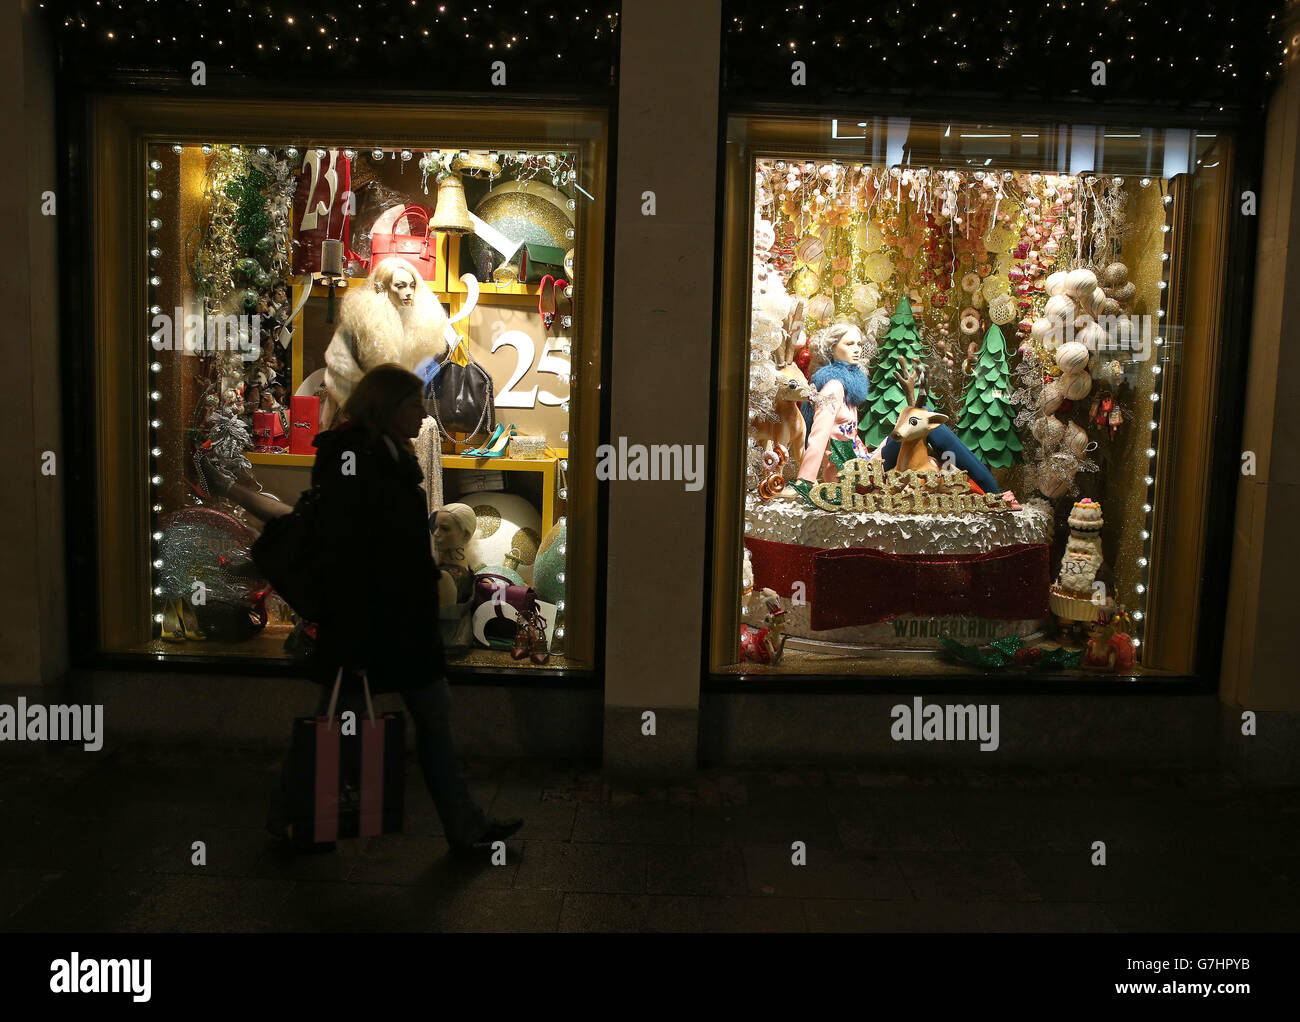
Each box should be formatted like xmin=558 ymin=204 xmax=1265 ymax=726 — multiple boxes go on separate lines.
xmin=473 ymin=505 xmax=503 ymax=539
xmin=863 ymin=252 xmax=895 ymax=282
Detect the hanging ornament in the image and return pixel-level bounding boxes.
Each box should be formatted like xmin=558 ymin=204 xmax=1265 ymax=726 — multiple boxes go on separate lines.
xmin=988 ymin=293 xmax=1017 ymax=325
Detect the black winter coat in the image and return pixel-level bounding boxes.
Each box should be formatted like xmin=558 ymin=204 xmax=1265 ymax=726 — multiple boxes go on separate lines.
xmin=308 ymin=423 xmax=446 ymax=693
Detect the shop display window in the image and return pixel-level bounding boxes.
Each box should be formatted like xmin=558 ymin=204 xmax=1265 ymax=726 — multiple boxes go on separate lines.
xmin=85 ymin=98 xmax=605 ymax=671
xmin=712 ymin=114 xmax=1236 ymax=679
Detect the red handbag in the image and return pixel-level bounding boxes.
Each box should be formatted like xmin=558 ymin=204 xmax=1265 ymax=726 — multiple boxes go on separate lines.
xmin=253 ymin=410 xmax=287 ymax=453
xmin=368 ymin=204 xmax=436 ymax=280
xmin=472 ymin=574 xmax=538 ymax=650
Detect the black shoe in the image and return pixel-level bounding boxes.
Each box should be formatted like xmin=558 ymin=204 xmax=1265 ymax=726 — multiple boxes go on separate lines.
xmin=448 ymin=817 xmax=524 ymax=856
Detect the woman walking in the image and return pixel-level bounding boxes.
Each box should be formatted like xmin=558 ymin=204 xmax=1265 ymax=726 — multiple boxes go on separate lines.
xmin=257 ymin=363 xmax=522 ymax=855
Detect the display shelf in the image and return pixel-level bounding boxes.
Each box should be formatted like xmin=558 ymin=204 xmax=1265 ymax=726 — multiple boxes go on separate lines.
xmin=445 ymin=273 xmax=543 ymax=297
xmin=241 ymin=448 xmax=566 ymax=536
xmin=442 ymin=449 xmax=563 ymax=537
xmin=246 ymin=452 xmax=314 ymax=466
xmin=443 ymin=223 xmax=564 ymax=297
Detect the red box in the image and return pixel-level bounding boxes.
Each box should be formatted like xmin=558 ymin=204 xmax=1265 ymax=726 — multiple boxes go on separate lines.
xmin=253 ymin=410 xmax=287 ymax=453
xmin=290 ymin=396 xmax=321 ymax=455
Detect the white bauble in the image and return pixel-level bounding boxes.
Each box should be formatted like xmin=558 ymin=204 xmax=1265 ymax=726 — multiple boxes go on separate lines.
xmin=468 ymin=492 xmax=544 ymax=585
xmin=1064 ymin=268 xmax=1098 ymax=296
xmin=1064 ymin=421 xmax=1090 ymax=457
xmin=1061 ymin=370 xmax=1093 ymax=401
xmin=1031 ymin=415 xmax=1067 ymax=448
xmin=1037 ymin=380 xmax=1064 ymax=415
xmin=1075 ymin=322 xmax=1107 ymax=352
xmin=1038 ymin=452 xmax=1077 ymax=499
xmin=1044 ymin=271 xmax=1068 ymax=296
xmin=1044 ymin=295 xmax=1076 ymax=321
xmin=1055 ymin=341 xmax=1090 ymax=373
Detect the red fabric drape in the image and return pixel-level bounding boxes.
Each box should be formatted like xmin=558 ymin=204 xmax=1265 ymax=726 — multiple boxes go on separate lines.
xmin=745 ymin=536 xmax=1049 ymax=628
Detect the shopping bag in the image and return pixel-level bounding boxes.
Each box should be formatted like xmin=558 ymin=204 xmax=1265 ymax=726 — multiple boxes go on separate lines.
xmin=286 ymin=668 xmax=405 ymax=846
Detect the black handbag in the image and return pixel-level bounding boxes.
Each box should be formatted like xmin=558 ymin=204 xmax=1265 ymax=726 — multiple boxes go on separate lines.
xmin=251 ymin=487 xmax=327 ymax=623
xmin=193 ymin=596 xmax=268 ymax=642
xmin=428 ymin=339 xmax=496 ymax=444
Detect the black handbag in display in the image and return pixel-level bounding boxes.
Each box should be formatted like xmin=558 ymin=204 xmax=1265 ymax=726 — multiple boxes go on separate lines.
xmin=428 ymin=340 xmax=496 ymax=444
xmin=251 ymin=487 xmax=327 ymax=623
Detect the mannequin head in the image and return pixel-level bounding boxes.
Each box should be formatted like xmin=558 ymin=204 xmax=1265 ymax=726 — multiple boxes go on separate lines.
xmin=370 ymin=257 xmax=422 ymax=310
xmin=326 ymin=257 xmax=450 ymax=411
xmin=812 ymin=322 xmax=864 ymax=369
xmin=432 ymin=502 xmax=478 ymax=565
xmin=389 ymin=265 xmax=417 ymax=308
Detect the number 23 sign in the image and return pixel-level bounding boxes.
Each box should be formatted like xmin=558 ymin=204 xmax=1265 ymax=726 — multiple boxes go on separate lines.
xmin=291 ymin=149 xmax=353 ymax=275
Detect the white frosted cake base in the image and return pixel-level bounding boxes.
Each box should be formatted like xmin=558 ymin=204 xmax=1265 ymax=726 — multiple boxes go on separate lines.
xmin=744 ymin=493 xmax=1055 ymax=650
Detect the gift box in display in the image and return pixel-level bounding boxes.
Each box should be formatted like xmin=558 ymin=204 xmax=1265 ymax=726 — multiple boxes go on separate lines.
xmin=289 ymin=396 xmax=320 ymax=455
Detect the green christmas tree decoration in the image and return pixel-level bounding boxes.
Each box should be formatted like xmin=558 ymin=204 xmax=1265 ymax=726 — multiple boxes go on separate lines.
xmin=859 ymin=295 xmax=927 ymax=448
xmin=954 ymin=322 xmax=1024 ymax=468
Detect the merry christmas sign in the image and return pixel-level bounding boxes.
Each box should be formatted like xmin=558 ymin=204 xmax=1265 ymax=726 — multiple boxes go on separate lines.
xmin=803 ymin=458 xmax=1010 ymax=515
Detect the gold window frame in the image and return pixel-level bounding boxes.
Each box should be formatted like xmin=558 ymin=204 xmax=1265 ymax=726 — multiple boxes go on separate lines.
xmin=88 ymin=94 xmax=607 ymax=670
xmin=710 ymin=112 xmax=1235 ymax=678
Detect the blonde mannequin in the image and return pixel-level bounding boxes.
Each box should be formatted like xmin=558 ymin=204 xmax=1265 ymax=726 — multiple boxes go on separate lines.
xmin=431 ymin=502 xmax=480 ymax=606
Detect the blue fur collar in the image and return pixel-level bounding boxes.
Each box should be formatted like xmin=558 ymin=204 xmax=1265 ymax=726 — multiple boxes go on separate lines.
xmin=812 ymin=360 xmax=870 ymax=408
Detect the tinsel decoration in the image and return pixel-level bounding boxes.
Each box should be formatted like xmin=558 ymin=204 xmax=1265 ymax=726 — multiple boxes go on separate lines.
xmin=157 ymin=521 xmax=262 ymax=604
xmin=502 ymin=151 xmax=577 ymax=191
xmin=939 ymin=634 xmax=1084 ymax=670
xmin=193 ymin=408 xmax=253 ymax=497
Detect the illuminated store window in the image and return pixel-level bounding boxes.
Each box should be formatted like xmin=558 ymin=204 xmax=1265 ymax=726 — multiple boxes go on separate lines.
xmin=87 ymin=100 xmax=604 ymax=672
xmin=712 ymin=116 xmax=1234 ymax=679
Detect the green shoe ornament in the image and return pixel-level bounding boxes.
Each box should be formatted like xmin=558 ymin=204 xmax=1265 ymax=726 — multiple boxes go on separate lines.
xmin=787 ymin=478 xmax=815 ymax=505
xmin=827 ymin=437 xmax=859 ymax=470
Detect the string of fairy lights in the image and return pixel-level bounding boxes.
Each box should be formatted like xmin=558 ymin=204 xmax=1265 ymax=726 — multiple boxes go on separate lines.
xmin=40 ymin=1 xmax=1287 ymax=101
xmin=39 ymin=0 xmax=620 ymax=87
xmin=1129 ymin=184 xmax=1175 ymax=658
xmin=148 ymin=155 xmax=165 ymax=629
xmin=724 ymin=1 xmax=1286 ymax=102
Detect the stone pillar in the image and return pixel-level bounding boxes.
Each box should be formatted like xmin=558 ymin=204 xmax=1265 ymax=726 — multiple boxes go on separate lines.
xmin=602 ymin=1 xmax=721 ymax=776
xmin=1220 ymin=0 xmax=1300 ymax=781
xmin=0 ymin=1 xmax=66 ymax=691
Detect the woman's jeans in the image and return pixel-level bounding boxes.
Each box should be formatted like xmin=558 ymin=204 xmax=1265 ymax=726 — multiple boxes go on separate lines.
xmin=267 ymin=675 xmax=488 ymax=847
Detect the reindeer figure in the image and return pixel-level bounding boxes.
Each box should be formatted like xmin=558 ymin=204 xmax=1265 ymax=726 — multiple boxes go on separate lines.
xmin=752 ymin=362 xmax=815 ymax=471
xmin=890 ymin=356 xmax=949 ymax=472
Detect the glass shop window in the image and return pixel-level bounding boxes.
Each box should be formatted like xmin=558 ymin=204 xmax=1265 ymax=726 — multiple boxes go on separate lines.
xmin=140 ymin=141 xmax=589 ymax=669
xmin=720 ymin=116 xmax=1233 ymax=679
